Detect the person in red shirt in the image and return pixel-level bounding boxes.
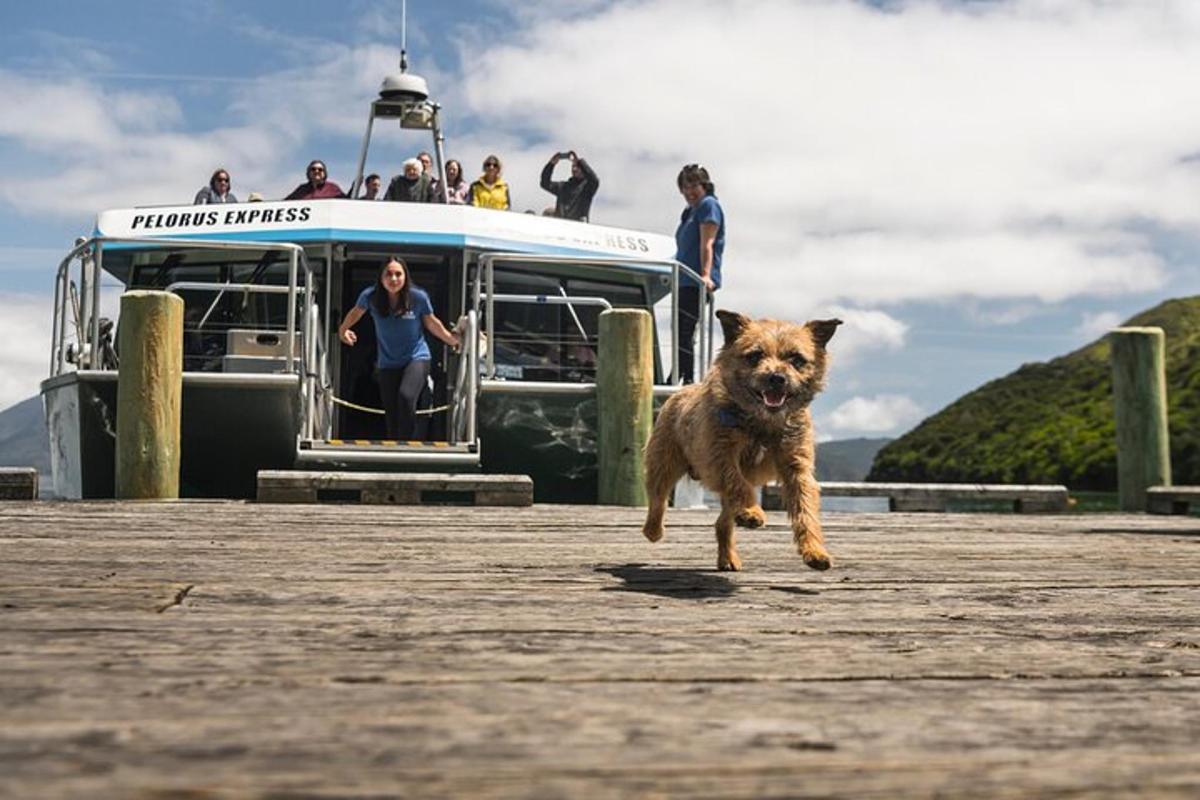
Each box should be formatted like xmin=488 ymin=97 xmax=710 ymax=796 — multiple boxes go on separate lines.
xmin=284 ymin=160 xmax=346 ymax=200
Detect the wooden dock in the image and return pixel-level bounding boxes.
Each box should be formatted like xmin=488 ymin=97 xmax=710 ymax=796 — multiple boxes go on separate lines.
xmin=2 ymin=501 xmax=1199 ymax=798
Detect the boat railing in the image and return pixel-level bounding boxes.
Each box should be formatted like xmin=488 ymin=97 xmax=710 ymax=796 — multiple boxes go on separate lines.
xmin=473 ymin=253 xmax=714 ymax=388
xmin=50 ymin=237 xmax=315 ymax=379
xmin=449 ymin=309 xmax=479 ymax=445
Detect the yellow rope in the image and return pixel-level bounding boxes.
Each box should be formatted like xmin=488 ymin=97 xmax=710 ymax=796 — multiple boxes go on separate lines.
xmin=327 ymin=394 xmax=449 ymax=417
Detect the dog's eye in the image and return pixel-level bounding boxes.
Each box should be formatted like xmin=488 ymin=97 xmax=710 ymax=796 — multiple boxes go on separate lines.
xmin=744 ymin=350 xmax=764 ymax=366
xmin=789 ymin=354 xmax=808 ymax=370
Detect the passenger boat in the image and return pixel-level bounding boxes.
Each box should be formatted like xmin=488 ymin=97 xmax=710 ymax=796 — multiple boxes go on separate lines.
xmin=40 ymin=62 xmax=712 ymax=502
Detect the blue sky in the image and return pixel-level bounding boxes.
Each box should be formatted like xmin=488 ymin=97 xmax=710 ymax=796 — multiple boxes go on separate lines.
xmin=2 ymin=0 xmax=1200 ymax=439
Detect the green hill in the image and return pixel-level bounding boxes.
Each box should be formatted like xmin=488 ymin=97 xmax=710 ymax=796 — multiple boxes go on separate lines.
xmin=816 ymin=437 xmax=891 ymax=482
xmin=867 ymin=296 xmax=1200 ymax=489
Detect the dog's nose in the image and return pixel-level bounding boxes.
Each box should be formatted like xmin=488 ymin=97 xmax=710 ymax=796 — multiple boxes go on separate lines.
xmin=767 ymin=373 xmax=786 ymax=389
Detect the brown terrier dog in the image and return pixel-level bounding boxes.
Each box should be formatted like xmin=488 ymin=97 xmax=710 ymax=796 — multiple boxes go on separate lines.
xmin=642 ymin=311 xmax=841 ymax=571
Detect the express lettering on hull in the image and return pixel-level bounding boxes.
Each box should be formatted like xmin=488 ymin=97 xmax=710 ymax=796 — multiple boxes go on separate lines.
xmin=603 ymin=234 xmax=650 ymax=253
xmin=130 ymin=206 xmax=313 ymax=231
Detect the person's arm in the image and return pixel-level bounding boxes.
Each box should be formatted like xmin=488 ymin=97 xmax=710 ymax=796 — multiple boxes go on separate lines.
xmin=698 ymin=222 xmax=718 ymax=292
xmin=194 ymin=188 xmax=210 ymax=205
xmin=540 ymin=156 xmax=559 ymax=194
xmin=284 ymin=184 xmax=306 ymax=201
xmin=505 ymin=185 xmax=512 ymax=211
xmin=423 ymin=313 xmax=461 ymax=350
xmin=338 ymin=305 xmax=367 ymax=345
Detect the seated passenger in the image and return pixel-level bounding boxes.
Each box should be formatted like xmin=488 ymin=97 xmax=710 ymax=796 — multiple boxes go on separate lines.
xmin=470 ymin=156 xmax=512 ymax=210
xmin=360 ymin=173 xmax=382 ymax=200
xmin=284 ymin=160 xmax=346 ymax=200
xmin=418 ymin=151 xmax=441 ymax=200
xmin=441 ymin=159 xmax=469 ymax=205
xmin=194 ymin=169 xmax=237 ymax=205
xmin=385 ymin=158 xmax=433 ymax=203
xmin=540 ymin=150 xmax=599 ymax=221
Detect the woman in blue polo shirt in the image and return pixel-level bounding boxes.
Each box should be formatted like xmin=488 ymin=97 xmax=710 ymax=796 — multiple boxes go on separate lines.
xmin=337 ymin=257 xmax=460 ymax=440
xmin=674 ymin=163 xmax=725 ymax=384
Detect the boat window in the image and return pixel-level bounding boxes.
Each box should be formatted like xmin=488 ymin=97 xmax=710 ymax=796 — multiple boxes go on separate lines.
xmin=102 ymin=246 xmax=325 ymax=371
xmin=487 ymin=267 xmax=649 ymax=382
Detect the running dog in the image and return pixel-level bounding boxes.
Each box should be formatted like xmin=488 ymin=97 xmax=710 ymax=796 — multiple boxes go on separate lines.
xmin=642 ymin=310 xmax=841 ymax=571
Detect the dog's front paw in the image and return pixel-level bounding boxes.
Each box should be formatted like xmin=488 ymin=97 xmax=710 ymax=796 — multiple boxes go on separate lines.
xmin=642 ymin=520 xmax=664 ymax=543
xmin=718 ymin=549 xmax=743 ymax=572
xmin=734 ymin=505 xmax=766 ymax=529
xmin=800 ymin=545 xmax=832 ymax=571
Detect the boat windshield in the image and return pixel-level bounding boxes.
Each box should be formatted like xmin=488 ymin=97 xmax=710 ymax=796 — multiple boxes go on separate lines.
xmin=102 ymin=245 xmax=326 ymax=372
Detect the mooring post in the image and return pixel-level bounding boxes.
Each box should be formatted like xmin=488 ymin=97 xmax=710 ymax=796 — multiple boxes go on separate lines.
xmin=597 ymin=309 xmax=653 ymax=506
xmin=1109 ymin=326 xmax=1171 ymax=512
xmin=116 ymin=291 xmax=184 ymax=499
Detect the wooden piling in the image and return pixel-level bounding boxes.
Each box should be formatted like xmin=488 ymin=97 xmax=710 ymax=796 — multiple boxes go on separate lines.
xmin=596 ymin=309 xmax=653 ymax=506
xmin=115 ymin=290 xmax=184 ymax=499
xmin=1109 ymin=326 xmax=1171 ymax=512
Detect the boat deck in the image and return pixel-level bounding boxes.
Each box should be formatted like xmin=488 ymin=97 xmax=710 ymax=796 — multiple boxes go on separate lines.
xmin=2 ymin=501 xmax=1199 ymax=798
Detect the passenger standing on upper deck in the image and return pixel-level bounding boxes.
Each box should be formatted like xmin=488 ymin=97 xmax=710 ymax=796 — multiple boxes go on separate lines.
xmin=469 ymin=155 xmax=512 ymax=210
xmin=540 ymin=151 xmax=599 ymax=221
xmin=385 ymin=158 xmax=433 ymax=203
xmin=194 ymin=169 xmax=237 ymax=205
xmin=337 ymin=257 xmax=461 ymax=441
xmin=284 ymin=160 xmax=346 ymax=200
xmin=441 ymin=160 xmax=469 ymax=205
xmin=673 ymin=163 xmax=725 ymax=384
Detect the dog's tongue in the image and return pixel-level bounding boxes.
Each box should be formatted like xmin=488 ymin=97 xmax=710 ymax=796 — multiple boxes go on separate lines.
xmin=762 ymin=389 xmax=787 ymax=408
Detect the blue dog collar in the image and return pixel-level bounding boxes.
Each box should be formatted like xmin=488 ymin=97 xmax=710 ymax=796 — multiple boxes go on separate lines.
xmin=717 ymin=407 xmax=741 ymax=428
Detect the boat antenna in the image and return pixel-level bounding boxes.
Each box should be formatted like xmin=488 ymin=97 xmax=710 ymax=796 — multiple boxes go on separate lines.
xmin=400 ymin=0 xmax=409 ymax=73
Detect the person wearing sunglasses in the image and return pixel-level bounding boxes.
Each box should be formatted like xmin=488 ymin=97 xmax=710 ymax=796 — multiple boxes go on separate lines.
xmin=284 ymin=159 xmax=346 ymax=200
xmin=194 ymin=168 xmax=237 ymax=205
xmin=673 ymin=163 xmax=725 ymax=384
xmin=469 ymin=155 xmax=512 ymax=210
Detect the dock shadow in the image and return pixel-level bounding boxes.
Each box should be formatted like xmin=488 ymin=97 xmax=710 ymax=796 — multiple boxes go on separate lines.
xmin=595 ymin=563 xmax=738 ymax=600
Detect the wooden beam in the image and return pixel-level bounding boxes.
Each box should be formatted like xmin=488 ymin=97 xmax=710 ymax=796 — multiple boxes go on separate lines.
xmin=257 ymin=470 xmax=532 ymax=506
xmin=596 ymin=309 xmax=653 ymax=506
xmin=1110 ymin=326 xmax=1171 ymax=512
xmin=0 ymin=467 xmax=38 ymax=500
xmin=115 ymin=290 xmax=183 ymax=499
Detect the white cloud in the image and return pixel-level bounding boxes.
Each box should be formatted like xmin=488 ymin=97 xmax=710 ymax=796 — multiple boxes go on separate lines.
xmin=823 ymin=306 xmax=908 ymax=362
xmin=458 ymin=0 xmax=1199 ymax=313
xmin=0 ymin=294 xmax=53 ymax=410
xmin=1075 ymin=310 xmax=1124 ymax=340
xmin=827 ymin=393 xmax=923 ymax=435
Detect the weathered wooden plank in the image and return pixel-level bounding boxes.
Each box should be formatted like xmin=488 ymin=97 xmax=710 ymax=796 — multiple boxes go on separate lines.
xmin=1148 ymin=485 xmax=1200 ymax=515
xmin=257 ymin=470 xmax=533 ymax=506
xmin=763 ymin=481 xmax=1070 ymax=512
xmin=0 ymin=468 xmax=38 ymax=500
xmin=1 ymin=502 xmax=1199 ymax=797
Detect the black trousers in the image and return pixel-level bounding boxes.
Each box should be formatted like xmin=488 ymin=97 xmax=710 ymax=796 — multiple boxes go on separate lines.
xmin=377 ymin=359 xmax=431 ymax=440
xmin=678 ymin=284 xmax=705 ymax=384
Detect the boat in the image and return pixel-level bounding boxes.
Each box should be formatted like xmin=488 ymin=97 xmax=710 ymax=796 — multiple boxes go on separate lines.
xmin=40 ymin=57 xmax=713 ymax=502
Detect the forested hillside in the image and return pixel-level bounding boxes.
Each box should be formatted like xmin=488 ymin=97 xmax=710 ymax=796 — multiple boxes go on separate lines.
xmin=868 ymin=297 xmax=1200 ymax=489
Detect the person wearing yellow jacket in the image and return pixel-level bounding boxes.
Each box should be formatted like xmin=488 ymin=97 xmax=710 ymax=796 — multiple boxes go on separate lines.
xmin=469 ymin=155 xmax=512 ymax=210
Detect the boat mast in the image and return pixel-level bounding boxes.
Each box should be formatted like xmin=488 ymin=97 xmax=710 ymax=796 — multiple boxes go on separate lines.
xmin=350 ymin=1 xmax=447 ymax=202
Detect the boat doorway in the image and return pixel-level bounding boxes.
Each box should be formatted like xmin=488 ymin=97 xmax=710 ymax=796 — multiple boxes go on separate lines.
xmin=334 ymin=249 xmax=459 ymax=442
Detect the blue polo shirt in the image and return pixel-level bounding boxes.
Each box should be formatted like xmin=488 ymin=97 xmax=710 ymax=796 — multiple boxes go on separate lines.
xmin=356 ymin=285 xmax=433 ymax=369
xmin=674 ymin=194 xmax=725 ymax=289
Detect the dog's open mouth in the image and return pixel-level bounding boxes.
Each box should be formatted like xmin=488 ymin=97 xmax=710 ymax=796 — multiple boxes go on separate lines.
xmin=761 ymin=388 xmax=788 ymax=409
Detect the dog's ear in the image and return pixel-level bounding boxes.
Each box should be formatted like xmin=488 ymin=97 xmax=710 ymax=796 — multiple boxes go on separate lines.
xmin=716 ymin=309 xmax=751 ymax=345
xmin=808 ymin=318 xmax=843 ymax=349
